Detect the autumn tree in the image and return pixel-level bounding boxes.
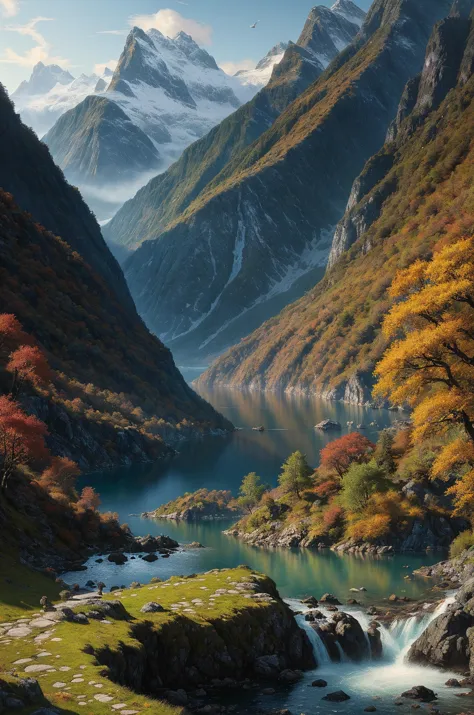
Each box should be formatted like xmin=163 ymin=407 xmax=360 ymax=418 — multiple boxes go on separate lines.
xmin=340 ymin=461 xmax=390 ymax=513
xmin=0 ymin=314 xmax=30 ymax=359
xmin=374 ymin=237 xmax=474 ymax=517
xmin=39 ymin=456 xmax=80 ymax=500
xmin=278 ymin=451 xmax=312 ymax=499
xmin=237 ymin=472 xmax=268 ymax=513
xmin=7 ymin=345 xmax=52 ymax=396
xmin=77 ymin=486 xmax=101 ymax=512
xmin=320 ymin=433 xmax=375 ymax=477
xmin=0 ymin=396 xmax=49 ymax=491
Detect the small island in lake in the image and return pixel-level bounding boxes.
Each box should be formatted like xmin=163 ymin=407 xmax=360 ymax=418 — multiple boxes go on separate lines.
xmin=143 ymin=488 xmax=245 ymax=521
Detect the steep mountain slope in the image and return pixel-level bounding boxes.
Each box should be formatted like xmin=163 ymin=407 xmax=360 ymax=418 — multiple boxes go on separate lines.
xmin=105 ymin=1 xmax=365 ymax=252
xmin=43 ymin=27 xmax=242 ymax=213
xmin=0 ymin=84 xmax=132 ymax=312
xmin=11 ymin=63 xmax=112 ymax=137
xmin=234 ymin=43 xmax=290 ymax=91
xmin=0 ymin=190 xmax=231 ymax=470
xmin=44 ymin=96 xmax=160 ymax=184
xmin=121 ymin=0 xmax=449 ymax=364
xmin=0 ymin=82 xmax=230 ymax=468
xmin=198 ymin=3 xmax=474 ymax=405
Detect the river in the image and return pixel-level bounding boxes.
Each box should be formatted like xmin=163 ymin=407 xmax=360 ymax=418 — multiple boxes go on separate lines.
xmin=68 ymin=382 xmax=467 ymax=713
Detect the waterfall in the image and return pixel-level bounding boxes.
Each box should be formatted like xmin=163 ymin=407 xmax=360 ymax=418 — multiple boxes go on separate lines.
xmin=291 ymin=596 xmax=455 ymax=669
xmin=388 ymin=596 xmax=455 ymax=663
xmin=296 ymin=614 xmax=331 ymax=665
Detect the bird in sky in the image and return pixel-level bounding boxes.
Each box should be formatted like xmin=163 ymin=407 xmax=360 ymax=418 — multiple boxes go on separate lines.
xmin=250 ymin=21 xmax=260 ymax=29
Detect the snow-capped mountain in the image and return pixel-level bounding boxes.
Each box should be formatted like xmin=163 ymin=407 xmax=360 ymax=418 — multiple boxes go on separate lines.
xmin=234 ymin=43 xmax=289 ymax=92
xmin=104 ymin=26 xmax=242 ymax=168
xmin=11 ymin=64 xmax=113 ymax=137
xmin=12 ymin=61 xmax=74 ymax=98
xmin=42 ymin=26 xmax=246 ymax=217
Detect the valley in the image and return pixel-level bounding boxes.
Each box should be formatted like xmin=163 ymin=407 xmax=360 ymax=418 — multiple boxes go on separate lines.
xmin=1 ymin=0 xmax=474 ymax=713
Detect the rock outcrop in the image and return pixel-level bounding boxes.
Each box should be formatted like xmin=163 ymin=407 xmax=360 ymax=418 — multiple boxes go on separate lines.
xmin=408 ymin=577 xmax=474 ymax=672
xmin=94 ymin=572 xmax=316 ymax=692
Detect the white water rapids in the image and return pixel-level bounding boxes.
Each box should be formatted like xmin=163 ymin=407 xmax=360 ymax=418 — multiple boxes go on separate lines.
xmin=265 ymin=596 xmax=470 ymax=714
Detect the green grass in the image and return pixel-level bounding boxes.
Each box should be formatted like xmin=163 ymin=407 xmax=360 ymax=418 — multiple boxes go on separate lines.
xmin=0 ymin=565 xmax=275 ymax=715
xmin=0 ymin=554 xmax=62 ymax=622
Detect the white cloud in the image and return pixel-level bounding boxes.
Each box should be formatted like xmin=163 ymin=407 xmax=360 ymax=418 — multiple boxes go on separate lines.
xmin=129 ymin=8 xmax=212 ymax=46
xmin=94 ymin=59 xmax=118 ymax=75
xmin=219 ymin=59 xmax=255 ymax=76
xmin=0 ymin=0 xmax=19 ymax=18
xmin=97 ymin=30 xmax=126 ymax=36
xmin=0 ymin=16 xmax=71 ymax=68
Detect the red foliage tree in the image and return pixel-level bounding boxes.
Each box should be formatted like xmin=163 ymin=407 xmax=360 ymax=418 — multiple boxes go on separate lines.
xmin=0 ymin=314 xmax=31 ymax=358
xmin=7 ymin=345 xmax=52 ymax=396
xmin=39 ymin=456 xmax=80 ymax=499
xmin=0 ymin=396 xmax=49 ymax=490
xmin=320 ymin=433 xmax=375 ymax=478
xmin=77 ymin=486 xmax=101 ymax=512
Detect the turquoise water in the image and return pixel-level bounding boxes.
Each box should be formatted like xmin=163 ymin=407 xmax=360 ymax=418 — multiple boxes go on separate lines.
xmin=67 ymin=385 xmax=466 ymax=714
xmin=74 ymin=385 xmax=439 ymax=599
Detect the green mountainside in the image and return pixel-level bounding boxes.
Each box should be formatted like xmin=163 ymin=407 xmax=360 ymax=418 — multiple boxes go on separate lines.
xmin=198 ymin=5 xmax=474 ymax=404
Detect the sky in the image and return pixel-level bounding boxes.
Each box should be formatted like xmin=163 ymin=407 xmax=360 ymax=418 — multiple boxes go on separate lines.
xmin=0 ymin=0 xmax=373 ymax=92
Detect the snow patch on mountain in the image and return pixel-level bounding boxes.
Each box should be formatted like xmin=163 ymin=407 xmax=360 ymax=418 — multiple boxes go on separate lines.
xmin=11 ymin=65 xmax=113 ymax=136
xmin=234 ymin=43 xmax=289 ymax=93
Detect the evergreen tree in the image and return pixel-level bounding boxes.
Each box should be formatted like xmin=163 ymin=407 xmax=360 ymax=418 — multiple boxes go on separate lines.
xmin=237 ymin=472 xmax=267 ymax=513
xmin=375 ymin=430 xmax=396 ymax=475
xmin=278 ymin=451 xmax=312 ymax=498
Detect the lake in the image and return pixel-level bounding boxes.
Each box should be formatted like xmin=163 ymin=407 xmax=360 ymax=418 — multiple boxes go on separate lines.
xmin=67 ymin=383 xmax=467 ymax=714
xmin=75 ymin=383 xmax=440 ymax=600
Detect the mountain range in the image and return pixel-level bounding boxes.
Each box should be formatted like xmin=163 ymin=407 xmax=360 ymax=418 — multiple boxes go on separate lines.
xmin=198 ymin=0 xmax=474 ymax=404
xmin=108 ymin=0 xmax=452 ymax=366
xmin=11 ymin=62 xmax=114 ymax=137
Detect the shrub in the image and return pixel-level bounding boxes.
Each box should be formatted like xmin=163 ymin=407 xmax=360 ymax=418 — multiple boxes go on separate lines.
xmin=450 ymin=530 xmax=474 ymax=558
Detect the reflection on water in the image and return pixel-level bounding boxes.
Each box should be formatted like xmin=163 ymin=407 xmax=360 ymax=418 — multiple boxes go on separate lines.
xmin=74 ymin=387 xmax=439 ymax=602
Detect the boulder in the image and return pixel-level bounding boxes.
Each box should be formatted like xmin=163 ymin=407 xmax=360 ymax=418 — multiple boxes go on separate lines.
xmin=368 ymin=626 xmax=383 ymax=659
xmin=302 ymin=596 xmax=318 ymax=607
xmin=132 ymin=534 xmax=179 ymax=553
xmin=279 ymin=669 xmax=303 ymax=683
xmin=332 ymin=612 xmax=369 ymax=661
xmin=445 ymin=679 xmax=461 ymax=687
xmin=107 ymin=552 xmax=128 ymax=565
xmin=142 ymin=553 xmax=159 ymax=562
xmin=140 ymin=602 xmax=165 ymax=614
xmin=315 ymin=420 xmax=342 ymax=432
xmin=408 ymin=607 xmax=472 ymax=670
xmin=323 ymin=691 xmax=350 ymax=701
xmin=254 ymin=655 xmax=280 ymax=677
xmin=311 ymin=679 xmax=328 ymax=687
xmin=401 ymin=686 xmax=437 ymax=702
xmin=320 ymin=594 xmax=341 ymax=605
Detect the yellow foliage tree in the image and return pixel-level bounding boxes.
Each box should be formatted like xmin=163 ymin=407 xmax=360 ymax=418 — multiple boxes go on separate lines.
xmin=374 ymin=237 xmax=474 ymax=517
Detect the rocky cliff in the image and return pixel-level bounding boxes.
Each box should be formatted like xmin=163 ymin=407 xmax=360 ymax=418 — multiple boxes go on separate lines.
xmin=198 ymin=1 xmax=474 ymax=405
xmin=118 ymin=0 xmax=448 ymax=364
xmin=408 ymin=570 xmax=474 ymax=674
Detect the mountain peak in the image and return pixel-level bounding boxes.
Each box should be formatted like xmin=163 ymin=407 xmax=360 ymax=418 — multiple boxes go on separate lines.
xmin=297 ymin=2 xmax=366 ymax=67
xmin=12 ymin=61 xmax=75 ymax=98
xmin=331 ymin=0 xmax=366 ymax=27
xmin=255 ymin=42 xmax=290 ymax=70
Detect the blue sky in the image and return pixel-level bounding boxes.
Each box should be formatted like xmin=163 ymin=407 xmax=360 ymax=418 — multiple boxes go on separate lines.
xmin=0 ymin=0 xmax=373 ymax=91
